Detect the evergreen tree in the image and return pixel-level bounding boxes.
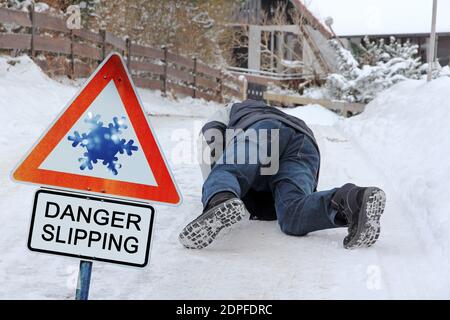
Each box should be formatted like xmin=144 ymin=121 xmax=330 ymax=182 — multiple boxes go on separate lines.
xmin=326 ymin=38 xmax=434 ymax=103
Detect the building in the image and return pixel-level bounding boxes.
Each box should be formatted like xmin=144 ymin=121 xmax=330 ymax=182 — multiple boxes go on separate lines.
xmin=341 ymin=32 xmax=450 ymax=67
xmin=230 ymin=0 xmax=449 ymax=78
xmin=230 ymin=0 xmax=337 ymax=78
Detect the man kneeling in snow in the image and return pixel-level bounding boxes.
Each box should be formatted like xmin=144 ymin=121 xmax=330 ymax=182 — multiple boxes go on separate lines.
xmin=179 ymin=100 xmax=386 ymax=250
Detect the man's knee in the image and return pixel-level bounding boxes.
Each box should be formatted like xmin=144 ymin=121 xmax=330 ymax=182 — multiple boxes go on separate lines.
xmin=277 ymin=205 xmax=309 ymax=237
xmin=278 ymin=220 xmax=309 ymax=237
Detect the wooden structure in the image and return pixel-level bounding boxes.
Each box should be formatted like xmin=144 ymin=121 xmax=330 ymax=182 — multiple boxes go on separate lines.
xmin=230 ymin=0 xmax=335 ymax=85
xmin=0 ymin=6 xmax=242 ymax=103
xmin=263 ymin=92 xmax=365 ymax=116
xmin=289 ymin=0 xmax=332 ymax=39
xmin=233 ymin=0 xmax=332 ymax=39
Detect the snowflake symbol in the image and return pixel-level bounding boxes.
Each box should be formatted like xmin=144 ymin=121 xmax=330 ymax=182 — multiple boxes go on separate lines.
xmin=68 ymin=113 xmax=138 ymax=175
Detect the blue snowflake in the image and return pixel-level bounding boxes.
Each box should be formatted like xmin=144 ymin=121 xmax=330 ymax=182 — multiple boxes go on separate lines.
xmin=68 ymin=113 xmax=138 ymax=175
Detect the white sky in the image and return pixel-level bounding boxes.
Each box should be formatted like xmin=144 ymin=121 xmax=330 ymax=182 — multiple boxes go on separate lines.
xmin=306 ymin=0 xmax=450 ymax=36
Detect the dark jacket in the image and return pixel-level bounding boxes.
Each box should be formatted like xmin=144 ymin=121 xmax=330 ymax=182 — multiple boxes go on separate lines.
xmin=228 ymin=100 xmax=319 ymax=154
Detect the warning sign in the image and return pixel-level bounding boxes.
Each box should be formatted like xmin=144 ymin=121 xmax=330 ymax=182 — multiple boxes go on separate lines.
xmin=29 ymin=189 xmax=154 ymax=267
xmin=12 ymin=53 xmax=180 ymax=205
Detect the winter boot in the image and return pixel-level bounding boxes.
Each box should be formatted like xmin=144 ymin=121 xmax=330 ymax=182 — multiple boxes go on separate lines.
xmin=332 ymin=184 xmax=386 ymax=249
xmin=179 ymin=192 xmax=249 ymax=249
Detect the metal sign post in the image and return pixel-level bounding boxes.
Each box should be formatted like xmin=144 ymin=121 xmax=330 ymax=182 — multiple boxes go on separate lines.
xmin=75 ymin=260 xmax=93 ymax=300
xmin=428 ymin=0 xmax=438 ymax=82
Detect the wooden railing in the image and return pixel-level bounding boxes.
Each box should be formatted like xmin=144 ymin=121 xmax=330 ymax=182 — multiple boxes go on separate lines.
xmin=0 ymin=6 xmax=242 ymax=103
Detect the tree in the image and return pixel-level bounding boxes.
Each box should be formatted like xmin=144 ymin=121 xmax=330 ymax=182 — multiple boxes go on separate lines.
xmin=326 ymin=38 xmax=428 ymax=103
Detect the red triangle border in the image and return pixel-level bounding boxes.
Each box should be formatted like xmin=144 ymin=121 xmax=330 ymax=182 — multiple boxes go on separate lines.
xmin=13 ymin=53 xmax=181 ymax=205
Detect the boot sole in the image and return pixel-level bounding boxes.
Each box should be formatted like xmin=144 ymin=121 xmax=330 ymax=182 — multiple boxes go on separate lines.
xmin=179 ymin=199 xmax=249 ymax=249
xmin=344 ymin=188 xmax=386 ymax=249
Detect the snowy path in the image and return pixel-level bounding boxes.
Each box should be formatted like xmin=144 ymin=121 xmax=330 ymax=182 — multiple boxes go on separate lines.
xmin=2 ymin=114 xmax=449 ymax=299
xmin=1 ymin=55 xmax=449 ymax=299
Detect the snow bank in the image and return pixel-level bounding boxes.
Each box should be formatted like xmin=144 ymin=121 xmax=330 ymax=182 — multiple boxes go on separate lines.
xmin=0 ymin=55 xmax=77 ymax=144
xmin=342 ymin=78 xmax=450 ymax=251
xmin=282 ymin=104 xmax=341 ymax=126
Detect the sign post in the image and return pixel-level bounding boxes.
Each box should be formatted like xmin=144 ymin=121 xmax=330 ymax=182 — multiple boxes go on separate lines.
xmin=12 ymin=53 xmax=181 ymax=299
xmin=427 ymin=0 xmax=438 ymax=82
xmin=75 ymin=260 xmax=93 ymax=300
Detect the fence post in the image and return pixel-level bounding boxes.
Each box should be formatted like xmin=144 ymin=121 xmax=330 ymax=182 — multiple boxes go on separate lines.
xmin=217 ymin=71 xmax=224 ymax=103
xmin=29 ymin=2 xmax=36 ymax=58
xmin=100 ymin=29 xmax=106 ymax=61
xmin=241 ymin=76 xmax=248 ymax=101
xmin=161 ymin=46 xmax=168 ymax=96
xmin=69 ymin=30 xmax=75 ymax=79
xmin=192 ymin=56 xmax=197 ymax=99
xmin=126 ymin=37 xmax=132 ymax=73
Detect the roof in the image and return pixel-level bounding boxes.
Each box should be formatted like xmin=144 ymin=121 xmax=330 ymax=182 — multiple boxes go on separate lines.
xmin=290 ymin=0 xmax=333 ymax=39
xmin=306 ymin=0 xmax=450 ymax=37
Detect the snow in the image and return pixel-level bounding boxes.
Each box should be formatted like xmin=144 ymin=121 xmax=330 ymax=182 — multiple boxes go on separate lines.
xmin=280 ymin=59 xmax=303 ymax=69
xmin=341 ymin=78 xmax=450 ymax=253
xmin=138 ymin=89 xmax=222 ymax=118
xmin=34 ymin=2 xmax=50 ymax=13
xmin=281 ymin=105 xmax=340 ymax=126
xmin=440 ymin=65 xmax=450 ymax=76
xmin=307 ymin=0 xmax=450 ymax=36
xmin=1 ymin=55 xmax=450 ymax=299
xmin=303 ymin=86 xmax=328 ymax=100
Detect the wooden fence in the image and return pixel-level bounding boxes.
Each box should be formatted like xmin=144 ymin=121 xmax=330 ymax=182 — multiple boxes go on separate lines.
xmin=0 ymin=6 xmax=242 ymax=103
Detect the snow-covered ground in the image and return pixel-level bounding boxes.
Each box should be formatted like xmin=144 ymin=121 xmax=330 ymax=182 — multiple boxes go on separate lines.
xmin=0 ymin=56 xmax=449 ymax=299
xmin=341 ymin=79 xmax=450 ymax=253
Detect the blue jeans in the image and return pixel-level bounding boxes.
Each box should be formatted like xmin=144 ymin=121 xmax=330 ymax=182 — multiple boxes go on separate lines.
xmin=202 ymin=119 xmax=343 ymax=236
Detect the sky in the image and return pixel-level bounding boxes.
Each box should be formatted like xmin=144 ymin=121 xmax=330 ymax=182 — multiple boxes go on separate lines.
xmin=305 ymin=0 xmax=450 ymax=36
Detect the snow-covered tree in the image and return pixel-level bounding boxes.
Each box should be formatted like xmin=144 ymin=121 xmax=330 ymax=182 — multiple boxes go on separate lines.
xmin=326 ymin=38 xmax=430 ymax=103
xmin=356 ymin=36 xmax=387 ymax=66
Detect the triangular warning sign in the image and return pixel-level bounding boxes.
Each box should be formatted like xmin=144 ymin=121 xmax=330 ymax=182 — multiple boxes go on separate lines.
xmin=13 ymin=53 xmax=181 ymax=205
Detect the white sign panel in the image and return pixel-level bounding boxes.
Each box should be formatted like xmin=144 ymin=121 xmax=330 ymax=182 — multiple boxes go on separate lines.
xmin=39 ymin=80 xmax=158 ymax=186
xmin=29 ymin=189 xmax=154 ymax=267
